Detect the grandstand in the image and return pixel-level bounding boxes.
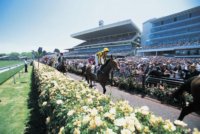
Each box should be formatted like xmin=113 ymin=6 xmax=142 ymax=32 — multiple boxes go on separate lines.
xmin=64 ymin=20 xmax=141 ymax=59
xmin=140 ymin=6 xmax=200 ymax=57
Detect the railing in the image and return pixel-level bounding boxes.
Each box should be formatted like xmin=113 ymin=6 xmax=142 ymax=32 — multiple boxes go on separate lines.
xmin=145 ymin=76 xmax=184 ymax=87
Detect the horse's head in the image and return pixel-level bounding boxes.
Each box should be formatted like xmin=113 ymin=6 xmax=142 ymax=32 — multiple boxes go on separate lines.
xmin=109 ymin=55 xmax=120 ymax=71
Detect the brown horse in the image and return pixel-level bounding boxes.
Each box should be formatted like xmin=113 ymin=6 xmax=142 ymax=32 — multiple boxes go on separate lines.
xmin=85 ymin=56 xmax=120 ymax=94
xmin=56 ymin=61 xmax=68 ymax=74
xmin=85 ymin=65 xmax=96 ymax=87
xmin=171 ymin=75 xmax=200 ymax=120
xmin=97 ymin=56 xmax=120 ymax=94
xmin=47 ymin=58 xmax=55 ymax=67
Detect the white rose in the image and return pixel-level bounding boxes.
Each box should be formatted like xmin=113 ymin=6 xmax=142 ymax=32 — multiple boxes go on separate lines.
xmin=56 ymin=100 xmax=63 ymax=105
xmin=42 ymin=101 xmax=47 ymax=106
xmin=67 ymin=110 xmax=75 ymax=116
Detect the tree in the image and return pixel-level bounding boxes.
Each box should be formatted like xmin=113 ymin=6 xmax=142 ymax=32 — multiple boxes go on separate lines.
xmin=42 ymin=50 xmax=47 ymax=56
xmin=0 ymin=53 xmax=6 ymax=57
xmin=20 ymin=52 xmax=32 ymax=59
xmin=32 ymin=50 xmax=36 ymax=59
xmin=37 ymin=47 xmax=43 ymax=68
xmin=38 ymin=47 xmax=43 ymax=56
xmin=9 ymin=52 xmax=20 ymax=60
xmin=54 ymin=48 xmax=60 ymax=54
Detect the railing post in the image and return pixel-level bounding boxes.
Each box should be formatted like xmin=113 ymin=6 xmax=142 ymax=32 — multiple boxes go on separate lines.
xmin=13 ymin=75 xmax=16 ymax=84
xmin=18 ymin=71 xmax=20 ymax=78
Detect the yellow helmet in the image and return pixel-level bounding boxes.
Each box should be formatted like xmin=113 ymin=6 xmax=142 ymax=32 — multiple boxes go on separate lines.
xmin=103 ymin=47 xmax=109 ymax=52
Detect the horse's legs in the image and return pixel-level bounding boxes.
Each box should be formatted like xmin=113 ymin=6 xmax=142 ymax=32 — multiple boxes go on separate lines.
xmin=87 ymin=76 xmax=89 ymax=84
xmin=103 ymin=86 xmax=106 ymax=94
xmin=178 ymin=102 xmax=197 ymax=120
xmin=101 ymin=84 xmax=106 ymax=94
xmin=89 ymin=79 xmax=93 ymax=88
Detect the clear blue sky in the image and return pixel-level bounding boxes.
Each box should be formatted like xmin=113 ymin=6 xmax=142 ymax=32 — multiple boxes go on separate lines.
xmin=0 ymin=0 xmax=200 ymax=53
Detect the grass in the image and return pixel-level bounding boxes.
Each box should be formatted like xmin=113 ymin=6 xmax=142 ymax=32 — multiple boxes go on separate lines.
xmin=0 ymin=65 xmax=24 ymax=85
xmin=0 ymin=67 xmax=32 ymax=134
xmin=0 ymin=60 xmax=22 ymax=68
xmin=24 ymin=68 xmax=46 ymax=134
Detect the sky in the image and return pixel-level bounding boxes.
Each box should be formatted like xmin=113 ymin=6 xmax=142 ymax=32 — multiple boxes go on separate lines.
xmin=0 ymin=0 xmax=200 ymax=53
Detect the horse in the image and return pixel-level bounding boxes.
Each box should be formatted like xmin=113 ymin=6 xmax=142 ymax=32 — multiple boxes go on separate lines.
xmin=81 ymin=65 xmax=87 ymax=80
xmin=56 ymin=61 xmax=68 ymax=74
xmin=171 ymin=75 xmax=200 ymax=120
xmin=97 ymin=56 xmax=120 ymax=94
xmin=85 ymin=56 xmax=120 ymax=94
xmin=47 ymin=58 xmax=55 ymax=67
xmin=85 ymin=65 xmax=96 ymax=87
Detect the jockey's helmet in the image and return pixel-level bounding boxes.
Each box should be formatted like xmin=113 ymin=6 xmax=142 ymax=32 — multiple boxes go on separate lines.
xmin=103 ymin=48 xmax=109 ymax=52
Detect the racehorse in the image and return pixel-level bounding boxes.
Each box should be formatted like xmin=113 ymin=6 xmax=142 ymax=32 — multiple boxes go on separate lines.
xmin=98 ymin=57 xmax=120 ymax=94
xmin=85 ymin=65 xmax=96 ymax=87
xmin=81 ymin=65 xmax=87 ymax=80
xmin=47 ymin=58 xmax=55 ymax=67
xmin=56 ymin=61 xmax=68 ymax=74
xmin=85 ymin=55 xmax=120 ymax=94
xmin=171 ymin=75 xmax=200 ymax=120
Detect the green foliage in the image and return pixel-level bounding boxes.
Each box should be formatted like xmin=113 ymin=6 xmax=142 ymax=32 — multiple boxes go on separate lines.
xmin=42 ymin=50 xmax=47 ymax=56
xmin=54 ymin=48 xmax=60 ymax=53
xmin=9 ymin=52 xmax=20 ymax=60
xmin=0 ymin=53 xmax=6 ymax=57
xmin=20 ymin=52 xmax=32 ymax=59
xmin=38 ymin=47 xmax=43 ymax=55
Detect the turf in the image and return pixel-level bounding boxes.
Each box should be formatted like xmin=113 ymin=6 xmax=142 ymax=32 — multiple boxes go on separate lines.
xmin=0 ymin=65 xmax=24 ymax=85
xmin=0 ymin=67 xmax=32 ymax=134
xmin=0 ymin=60 xmax=22 ymax=68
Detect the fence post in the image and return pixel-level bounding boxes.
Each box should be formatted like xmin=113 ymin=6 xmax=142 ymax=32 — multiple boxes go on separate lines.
xmin=13 ymin=75 xmax=16 ymax=84
xmin=18 ymin=71 xmax=20 ymax=78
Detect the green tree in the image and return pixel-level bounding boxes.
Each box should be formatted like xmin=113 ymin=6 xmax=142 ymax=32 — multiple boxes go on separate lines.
xmin=9 ymin=52 xmax=20 ymax=60
xmin=20 ymin=52 xmax=32 ymax=59
xmin=42 ymin=50 xmax=47 ymax=56
xmin=38 ymin=47 xmax=43 ymax=56
xmin=37 ymin=47 xmax=43 ymax=68
xmin=54 ymin=48 xmax=60 ymax=53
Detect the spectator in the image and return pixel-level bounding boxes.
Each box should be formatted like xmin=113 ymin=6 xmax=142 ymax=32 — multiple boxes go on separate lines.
xmin=24 ymin=58 xmax=28 ymax=73
xmin=184 ymin=63 xmax=200 ymax=79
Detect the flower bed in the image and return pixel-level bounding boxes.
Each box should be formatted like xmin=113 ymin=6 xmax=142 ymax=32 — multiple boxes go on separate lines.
xmin=33 ymin=62 xmax=198 ymax=134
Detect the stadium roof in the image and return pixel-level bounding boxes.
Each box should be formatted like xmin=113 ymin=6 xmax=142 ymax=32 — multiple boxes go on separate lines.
xmin=71 ymin=19 xmax=140 ymax=40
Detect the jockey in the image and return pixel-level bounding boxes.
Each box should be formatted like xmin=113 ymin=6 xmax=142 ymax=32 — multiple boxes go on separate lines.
xmin=58 ymin=53 xmax=64 ymax=64
xmin=95 ymin=47 xmax=109 ymax=66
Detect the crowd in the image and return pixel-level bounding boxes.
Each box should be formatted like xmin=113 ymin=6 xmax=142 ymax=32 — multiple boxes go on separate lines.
xmin=66 ymin=56 xmax=200 ymax=81
xmin=142 ymin=40 xmax=200 ymax=50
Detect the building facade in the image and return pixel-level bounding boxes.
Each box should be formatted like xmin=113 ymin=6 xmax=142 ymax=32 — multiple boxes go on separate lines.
xmin=140 ymin=6 xmax=200 ymax=57
xmin=64 ymin=20 xmax=141 ymax=59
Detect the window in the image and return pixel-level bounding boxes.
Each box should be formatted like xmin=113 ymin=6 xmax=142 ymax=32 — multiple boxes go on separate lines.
xmin=174 ymin=17 xmax=177 ymax=22
xmin=189 ymin=13 xmax=192 ymax=18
